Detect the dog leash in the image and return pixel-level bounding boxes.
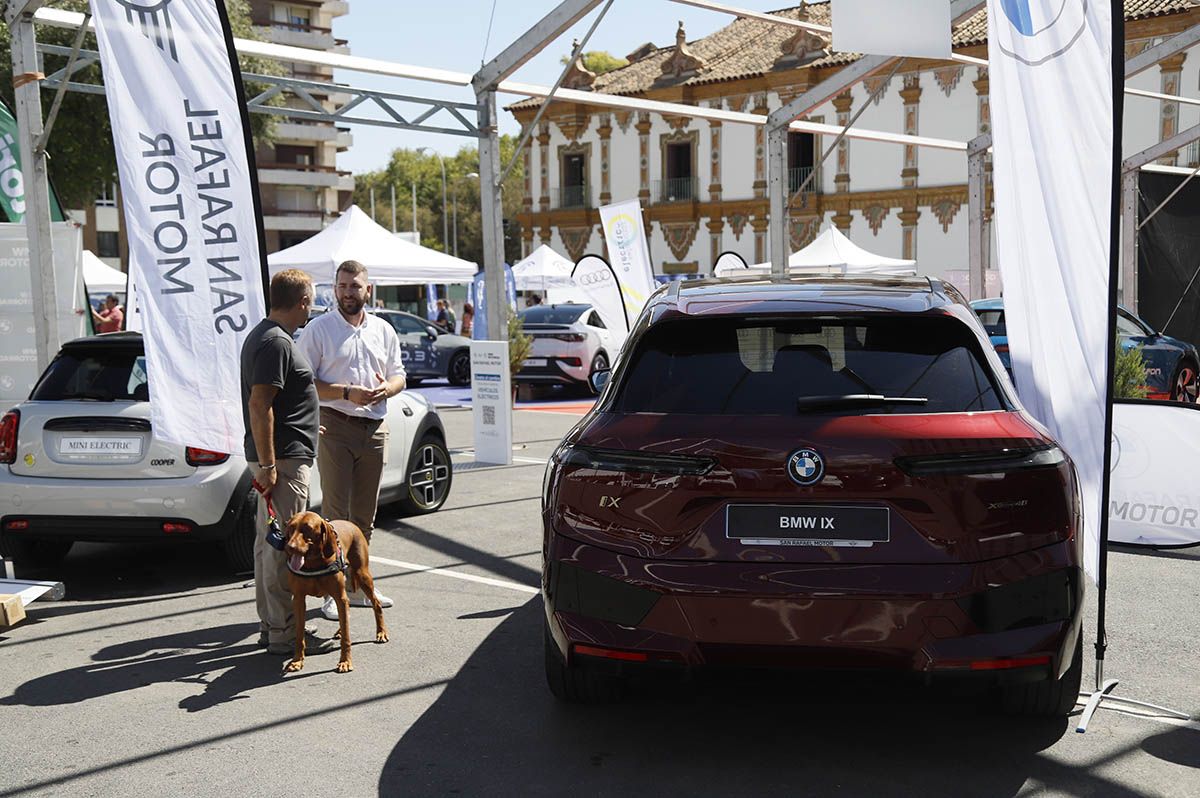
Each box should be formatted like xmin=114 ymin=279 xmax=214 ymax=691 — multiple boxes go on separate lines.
xmin=253 ymin=479 xmax=287 ymax=551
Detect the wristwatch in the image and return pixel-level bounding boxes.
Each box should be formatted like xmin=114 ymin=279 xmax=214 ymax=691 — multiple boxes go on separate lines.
xmin=342 ymin=385 xmax=350 ymax=401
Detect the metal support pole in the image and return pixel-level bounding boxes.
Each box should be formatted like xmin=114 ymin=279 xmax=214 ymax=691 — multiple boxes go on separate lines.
xmin=967 ymin=135 xmax=990 ymax=300
xmin=370 ymin=186 xmax=376 ymax=220
xmin=453 ymin=190 xmax=458 ymax=258
xmin=411 ymin=183 xmax=417 ymax=234
xmin=9 ymin=10 xmax=60 ymax=371
xmin=35 ymin=10 xmax=88 ymax=156
xmin=767 ymin=126 xmax=788 ymax=277
xmin=478 ymin=89 xmax=507 ymax=341
xmin=390 ymin=183 xmax=396 ymax=233
xmin=1121 ymin=170 xmax=1139 ymax=310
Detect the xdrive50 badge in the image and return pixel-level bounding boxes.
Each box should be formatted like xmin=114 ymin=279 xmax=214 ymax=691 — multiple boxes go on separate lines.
xmin=787 ymin=448 xmax=824 ymax=486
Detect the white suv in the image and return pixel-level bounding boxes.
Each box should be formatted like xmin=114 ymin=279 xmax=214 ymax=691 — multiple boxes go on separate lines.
xmin=0 ymin=332 xmax=452 ymax=572
xmin=516 ymin=304 xmax=616 ymax=394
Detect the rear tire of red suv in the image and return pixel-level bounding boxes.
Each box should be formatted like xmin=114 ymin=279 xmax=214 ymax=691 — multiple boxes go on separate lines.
xmin=998 ymin=632 xmax=1083 ymax=718
xmin=544 ymin=623 xmax=622 ymax=704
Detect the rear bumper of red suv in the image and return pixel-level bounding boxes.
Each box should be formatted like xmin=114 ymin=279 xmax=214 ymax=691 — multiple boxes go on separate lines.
xmin=543 ymin=534 xmax=1083 ymax=683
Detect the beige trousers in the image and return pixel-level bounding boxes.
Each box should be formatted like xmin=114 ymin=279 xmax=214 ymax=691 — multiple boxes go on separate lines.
xmin=318 ymin=407 xmax=388 ymax=540
xmin=254 ymin=458 xmax=311 ymax=646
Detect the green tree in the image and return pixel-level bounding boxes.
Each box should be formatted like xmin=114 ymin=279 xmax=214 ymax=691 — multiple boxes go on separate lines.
xmin=352 ymin=135 xmax=526 ymax=265
xmin=1113 ymin=338 xmax=1150 ymax=400
xmin=560 ymin=50 xmax=628 ymax=75
xmin=0 ymin=0 xmax=279 ymax=209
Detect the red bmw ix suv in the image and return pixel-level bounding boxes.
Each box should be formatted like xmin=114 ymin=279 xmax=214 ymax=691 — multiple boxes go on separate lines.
xmin=541 ymin=276 xmax=1084 ymax=715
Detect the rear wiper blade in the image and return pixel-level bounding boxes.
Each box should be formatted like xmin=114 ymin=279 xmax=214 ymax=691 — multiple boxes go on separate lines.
xmin=795 ymin=394 xmax=928 ymax=412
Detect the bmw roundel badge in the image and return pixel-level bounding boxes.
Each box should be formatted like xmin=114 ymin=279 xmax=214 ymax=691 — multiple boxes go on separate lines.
xmin=787 ymin=448 xmax=824 ymax=486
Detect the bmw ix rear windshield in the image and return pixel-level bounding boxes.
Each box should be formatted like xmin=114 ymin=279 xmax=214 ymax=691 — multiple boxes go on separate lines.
xmin=613 ymin=316 xmax=1007 ymax=415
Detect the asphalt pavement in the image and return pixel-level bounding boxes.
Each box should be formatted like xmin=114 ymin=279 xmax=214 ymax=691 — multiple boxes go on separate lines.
xmin=0 ymin=404 xmax=1198 ymax=797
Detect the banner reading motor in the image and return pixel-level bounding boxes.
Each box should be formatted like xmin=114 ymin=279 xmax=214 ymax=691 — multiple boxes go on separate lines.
xmin=90 ymin=0 xmax=269 ymax=454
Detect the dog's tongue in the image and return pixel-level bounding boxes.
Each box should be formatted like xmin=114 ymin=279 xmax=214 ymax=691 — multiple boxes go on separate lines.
xmin=289 ymin=553 xmax=305 ymax=572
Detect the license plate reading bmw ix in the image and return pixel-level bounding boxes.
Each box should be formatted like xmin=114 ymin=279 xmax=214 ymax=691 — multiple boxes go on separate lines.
xmin=726 ymin=505 xmax=890 ymax=547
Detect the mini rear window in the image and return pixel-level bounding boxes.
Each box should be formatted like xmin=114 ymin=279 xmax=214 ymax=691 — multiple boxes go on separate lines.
xmin=31 ymin=348 xmax=149 ymax=402
xmin=976 ymin=309 xmax=1006 ymax=337
xmin=612 ymin=316 xmax=1007 ymax=415
xmin=520 ymin=305 xmax=589 ymax=325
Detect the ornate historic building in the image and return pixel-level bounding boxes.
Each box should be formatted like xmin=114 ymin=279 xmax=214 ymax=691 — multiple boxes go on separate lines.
xmin=508 ymin=1 xmax=1199 ymax=289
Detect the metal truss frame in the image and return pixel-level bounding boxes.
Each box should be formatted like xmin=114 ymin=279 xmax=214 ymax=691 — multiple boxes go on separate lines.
xmin=35 ymin=43 xmax=479 ymax=137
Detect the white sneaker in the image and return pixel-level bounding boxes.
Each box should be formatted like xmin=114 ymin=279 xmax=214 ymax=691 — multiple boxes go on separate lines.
xmin=350 ymin=590 xmax=393 ymax=608
xmin=320 ymin=596 xmax=339 ymax=620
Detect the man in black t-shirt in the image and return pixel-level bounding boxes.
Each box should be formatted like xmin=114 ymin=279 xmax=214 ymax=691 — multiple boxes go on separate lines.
xmin=240 ymin=269 xmax=335 ymax=657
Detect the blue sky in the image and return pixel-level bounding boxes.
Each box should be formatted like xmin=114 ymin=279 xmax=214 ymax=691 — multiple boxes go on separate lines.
xmin=334 ymin=0 xmax=781 ymax=173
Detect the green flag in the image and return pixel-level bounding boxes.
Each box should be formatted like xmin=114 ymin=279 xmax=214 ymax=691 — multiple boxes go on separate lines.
xmin=0 ymin=97 xmax=65 ymax=223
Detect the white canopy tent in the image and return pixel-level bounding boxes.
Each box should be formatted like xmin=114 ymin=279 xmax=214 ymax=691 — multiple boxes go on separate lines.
xmin=714 ymin=226 xmax=917 ymax=278
xmin=267 ymin=205 xmax=478 ymax=285
xmin=511 ymin=244 xmax=575 ymax=291
xmin=81 ymin=249 xmax=127 ymax=293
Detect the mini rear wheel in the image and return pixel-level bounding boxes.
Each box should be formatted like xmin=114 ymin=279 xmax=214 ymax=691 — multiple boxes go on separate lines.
xmin=0 ymin=535 xmax=73 ymax=569
xmin=544 ymin=622 xmax=623 ymax=703
xmin=222 ymin=489 xmax=258 ymax=574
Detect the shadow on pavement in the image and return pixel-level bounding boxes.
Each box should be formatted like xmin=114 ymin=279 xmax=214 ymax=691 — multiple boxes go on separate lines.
xmin=9 ymin=540 xmax=243 ymax=601
xmin=0 ymin=622 xmax=305 ymax=713
xmin=375 ymin=599 xmax=1147 ymax=798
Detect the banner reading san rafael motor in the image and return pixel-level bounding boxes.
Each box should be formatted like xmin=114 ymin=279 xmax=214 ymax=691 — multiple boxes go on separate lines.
xmin=91 ymin=0 xmax=267 ymax=453
xmin=988 ymin=0 xmax=1114 ymax=580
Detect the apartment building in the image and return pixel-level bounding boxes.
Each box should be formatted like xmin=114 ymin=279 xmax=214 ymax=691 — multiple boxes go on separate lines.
xmin=80 ymin=0 xmax=354 ymax=267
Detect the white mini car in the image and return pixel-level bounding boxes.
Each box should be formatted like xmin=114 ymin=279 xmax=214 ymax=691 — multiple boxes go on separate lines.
xmin=0 ymin=332 xmax=452 ymax=572
xmin=516 ymin=304 xmax=616 ymax=394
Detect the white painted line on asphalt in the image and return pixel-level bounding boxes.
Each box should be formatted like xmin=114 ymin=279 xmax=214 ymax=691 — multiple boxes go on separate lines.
xmin=371 ymin=556 xmax=540 ymax=594
xmin=513 ymin=456 xmax=548 ymax=465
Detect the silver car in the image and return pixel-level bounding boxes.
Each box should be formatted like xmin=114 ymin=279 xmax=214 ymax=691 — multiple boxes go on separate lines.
xmin=0 ymin=332 xmax=453 ymax=572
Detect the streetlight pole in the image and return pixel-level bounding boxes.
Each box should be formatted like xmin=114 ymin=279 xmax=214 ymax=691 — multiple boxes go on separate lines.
xmin=418 ymin=147 xmax=448 ymax=251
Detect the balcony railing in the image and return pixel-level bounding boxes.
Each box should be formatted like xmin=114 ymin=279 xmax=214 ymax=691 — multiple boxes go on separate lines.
xmin=253 ymin=18 xmax=333 ymax=34
xmin=1186 ymin=141 xmax=1200 ymax=167
xmin=653 ymin=177 xmax=699 ymax=203
xmin=551 ymin=185 xmax=592 ymax=209
xmin=261 ymin=207 xmax=327 ymax=218
xmin=788 ymin=166 xmax=821 ymax=195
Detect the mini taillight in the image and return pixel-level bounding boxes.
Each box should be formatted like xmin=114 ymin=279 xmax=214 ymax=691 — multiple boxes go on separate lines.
xmin=894 ymin=444 xmax=1064 ymax=477
xmin=4 ymin=519 xmax=29 ymax=530
xmin=0 ymin=410 xmax=18 ymax=465
xmin=560 ymin=357 xmax=582 ymax=367
xmin=558 ymin=445 xmax=715 ymax=476
xmin=162 ymin=522 xmax=192 ymax=534
xmin=549 ymin=333 xmax=586 ymax=342
xmin=994 ymin=344 xmax=1010 ymax=354
xmin=185 ymin=447 xmax=229 ymax=466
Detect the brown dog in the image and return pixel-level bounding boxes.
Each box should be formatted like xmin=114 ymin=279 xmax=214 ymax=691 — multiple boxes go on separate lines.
xmin=283 ymin=511 xmax=389 ymax=673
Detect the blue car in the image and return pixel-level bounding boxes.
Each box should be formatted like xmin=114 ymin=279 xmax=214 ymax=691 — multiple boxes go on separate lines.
xmin=971 ymin=298 xmax=1200 ymax=402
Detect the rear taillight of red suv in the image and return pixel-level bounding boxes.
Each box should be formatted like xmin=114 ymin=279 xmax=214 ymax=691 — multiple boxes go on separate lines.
xmin=185 ymin=447 xmax=229 ymax=466
xmin=558 ymin=445 xmax=716 ymax=476
xmin=0 ymin=410 xmax=18 ymax=464
xmin=894 ymin=444 xmax=1064 ymax=476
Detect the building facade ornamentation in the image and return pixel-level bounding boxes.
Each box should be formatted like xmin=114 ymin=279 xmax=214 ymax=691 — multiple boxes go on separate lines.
xmin=659 ymin=21 xmax=707 ymax=81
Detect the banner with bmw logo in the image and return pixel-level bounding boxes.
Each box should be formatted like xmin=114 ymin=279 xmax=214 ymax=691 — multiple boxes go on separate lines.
xmin=988 ymin=0 xmax=1116 ymax=580
xmin=90 ymin=0 xmax=269 ymax=453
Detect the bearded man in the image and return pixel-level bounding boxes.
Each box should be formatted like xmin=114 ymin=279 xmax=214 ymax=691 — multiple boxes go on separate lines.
xmin=296 ymin=259 xmax=406 ymax=616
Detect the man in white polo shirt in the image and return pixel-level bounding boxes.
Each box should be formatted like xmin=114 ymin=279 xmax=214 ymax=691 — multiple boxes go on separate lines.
xmin=297 ymin=259 xmax=406 ymax=616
